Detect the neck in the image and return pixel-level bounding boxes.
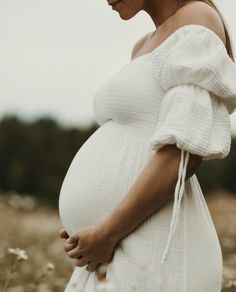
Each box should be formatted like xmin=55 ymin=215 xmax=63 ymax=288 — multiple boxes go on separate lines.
xmin=143 ymin=0 xmax=186 ymax=31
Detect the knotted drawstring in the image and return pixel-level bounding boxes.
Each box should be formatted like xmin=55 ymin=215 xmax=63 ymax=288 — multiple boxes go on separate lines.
xmin=157 ymin=148 xmax=190 ymax=290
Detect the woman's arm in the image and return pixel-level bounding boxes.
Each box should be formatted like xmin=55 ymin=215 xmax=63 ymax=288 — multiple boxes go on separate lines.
xmin=101 ymin=144 xmax=202 ymax=245
xmin=62 ymin=144 xmax=202 ymax=271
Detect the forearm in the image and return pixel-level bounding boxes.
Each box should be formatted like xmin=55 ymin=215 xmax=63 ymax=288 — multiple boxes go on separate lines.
xmin=101 ymin=145 xmax=202 ymax=245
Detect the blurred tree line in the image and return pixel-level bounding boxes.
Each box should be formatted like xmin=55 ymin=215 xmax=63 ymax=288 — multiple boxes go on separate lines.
xmin=0 ymin=115 xmax=236 ymax=208
xmin=0 ymin=115 xmax=98 ymax=207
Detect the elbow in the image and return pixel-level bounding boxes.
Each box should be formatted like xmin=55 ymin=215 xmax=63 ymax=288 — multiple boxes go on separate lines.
xmin=150 ymin=145 xmax=203 ymax=204
xmin=156 ymin=144 xmax=202 ymax=180
xmin=186 ymin=153 xmax=202 ymax=179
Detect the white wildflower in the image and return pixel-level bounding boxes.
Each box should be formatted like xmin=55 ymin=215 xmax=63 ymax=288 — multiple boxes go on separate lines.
xmin=46 ymin=262 xmax=55 ymax=271
xmin=8 ymin=193 xmax=36 ymax=210
xmin=225 ymin=279 xmax=236 ymax=288
xmin=96 ymin=278 xmax=116 ymax=292
xmin=8 ymin=247 xmax=28 ymax=261
xmin=96 ymin=263 xmax=108 ymax=281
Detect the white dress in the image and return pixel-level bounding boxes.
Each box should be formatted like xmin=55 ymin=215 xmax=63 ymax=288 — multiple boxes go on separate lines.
xmin=58 ymin=24 xmax=236 ymax=292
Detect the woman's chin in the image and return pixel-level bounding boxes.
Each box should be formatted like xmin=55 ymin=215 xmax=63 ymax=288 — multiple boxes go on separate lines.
xmin=116 ymin=10 xmax=136 ymax=20
xmin=119 ymin=13 xmax=132 ymax=20
xmin=111 ymin=2 xmax=136 ymax=20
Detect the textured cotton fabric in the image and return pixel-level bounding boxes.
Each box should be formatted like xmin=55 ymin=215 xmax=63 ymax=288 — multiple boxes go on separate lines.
xmin=58 ymin=24 xmax=236 ymax=292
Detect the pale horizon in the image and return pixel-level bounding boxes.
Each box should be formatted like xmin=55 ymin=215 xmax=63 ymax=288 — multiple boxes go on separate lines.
xmin=1 ymin=0 xmax=236 ymax=135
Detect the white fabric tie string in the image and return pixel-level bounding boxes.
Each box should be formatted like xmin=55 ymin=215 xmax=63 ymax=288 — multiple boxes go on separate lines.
xmin=158 ymin=148 xmax=190 ymax=290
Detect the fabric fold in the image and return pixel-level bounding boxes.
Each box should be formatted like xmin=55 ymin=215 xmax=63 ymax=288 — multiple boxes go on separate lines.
xmin=160 ymin=149 xmax=190 ymax=265
xmin=159 ymin=24 xmax=236 ymax=115
xmin=148 ymin=24 xmax=236 ymax=290
xmin=157 ymin=149 xmax=189 ymax=290
xmin=149 ymin=84 xmax=231 ymax=160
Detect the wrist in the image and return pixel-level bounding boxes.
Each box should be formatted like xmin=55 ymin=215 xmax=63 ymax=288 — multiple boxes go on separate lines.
xmin=99 ymin=216 xmax=122 ymax=246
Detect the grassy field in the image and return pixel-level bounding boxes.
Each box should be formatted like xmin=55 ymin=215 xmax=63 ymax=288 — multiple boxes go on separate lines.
xmin=0 ymin=191 xmax=235 ymax=292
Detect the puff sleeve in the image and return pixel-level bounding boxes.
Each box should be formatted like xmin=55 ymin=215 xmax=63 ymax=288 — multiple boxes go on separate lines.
xmin=149 ymin=25 xmax=236 ymax=159
xmin=148 ymin=25 xmax=236 ymax=289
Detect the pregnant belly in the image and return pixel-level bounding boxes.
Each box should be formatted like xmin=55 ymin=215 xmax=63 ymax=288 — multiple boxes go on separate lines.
xmin=58 ymin=121 xmax=152 ymax=236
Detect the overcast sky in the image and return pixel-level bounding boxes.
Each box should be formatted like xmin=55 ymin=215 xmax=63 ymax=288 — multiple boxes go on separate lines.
xmin=1 ymin=0 xmax=236 ymax=135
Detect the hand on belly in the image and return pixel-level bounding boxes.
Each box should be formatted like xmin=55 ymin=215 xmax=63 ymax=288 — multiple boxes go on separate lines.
xmin=58 ymin=222 xmax=119 ymax=275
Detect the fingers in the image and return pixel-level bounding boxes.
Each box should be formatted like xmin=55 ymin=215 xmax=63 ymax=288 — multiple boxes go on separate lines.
xmin=74 ymin=256 xmax=90 ymax=267
xmin=86 ymin=261 xmax=100 ymax=272
xmin=59 ymin=229 xmax=69 ymax=239
xmin=67 ymin=245 xmax=83 ymax=258
xmin=64 ymin=242 xmax=78 ymax=253
xmin=66 ymin=233 xmax=79 ymax=244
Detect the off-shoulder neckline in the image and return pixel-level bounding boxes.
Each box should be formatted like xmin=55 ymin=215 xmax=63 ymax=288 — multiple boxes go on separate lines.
xmin=129 ymin=23 xmax=227 ymax=64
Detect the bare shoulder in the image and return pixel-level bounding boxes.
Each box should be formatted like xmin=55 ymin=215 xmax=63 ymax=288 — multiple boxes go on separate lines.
xmin=172 ymin=0 xmax=226 ymax=46
xmin=131 ymin=31 xmax=153 ymax=60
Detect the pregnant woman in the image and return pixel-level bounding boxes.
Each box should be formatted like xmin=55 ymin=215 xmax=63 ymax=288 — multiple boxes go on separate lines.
xmin=58 ymin=0 xmax=236 ymax=291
